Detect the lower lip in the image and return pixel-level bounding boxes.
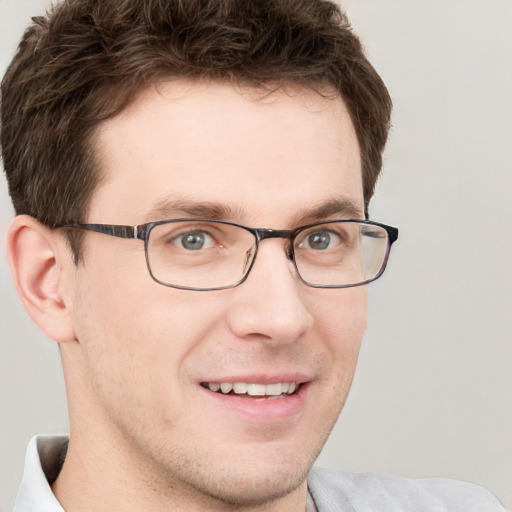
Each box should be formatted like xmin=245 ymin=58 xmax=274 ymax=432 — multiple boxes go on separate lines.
xmin=199 ymin=383 xmax=310 ymax=422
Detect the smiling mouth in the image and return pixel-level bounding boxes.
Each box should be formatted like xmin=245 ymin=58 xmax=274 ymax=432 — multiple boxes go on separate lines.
xmin=200 ymin=381 xmax=300 ymax=399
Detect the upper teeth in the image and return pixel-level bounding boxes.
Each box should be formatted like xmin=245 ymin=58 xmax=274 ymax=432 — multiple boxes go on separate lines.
xmin=207 ymin=382 xmax=297 ymax=396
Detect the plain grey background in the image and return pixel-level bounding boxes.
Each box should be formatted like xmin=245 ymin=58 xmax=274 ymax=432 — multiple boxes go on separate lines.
xmin=1 ymin=1 xmax=511 ymax=510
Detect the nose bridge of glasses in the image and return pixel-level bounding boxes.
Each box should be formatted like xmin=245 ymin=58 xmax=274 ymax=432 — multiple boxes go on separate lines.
xmin=254 ymin=228 xmax=295 ymax=260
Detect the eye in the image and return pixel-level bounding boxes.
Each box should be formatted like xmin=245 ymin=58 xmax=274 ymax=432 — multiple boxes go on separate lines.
xmin=300 ymin=230 xmax=341 ymax=250
xmin=173 ymin=230 xmax=215 ymax=251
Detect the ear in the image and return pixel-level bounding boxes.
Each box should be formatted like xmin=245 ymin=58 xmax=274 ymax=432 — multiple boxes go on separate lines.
xmin=7 ymin=215 xmax=77 ymax=343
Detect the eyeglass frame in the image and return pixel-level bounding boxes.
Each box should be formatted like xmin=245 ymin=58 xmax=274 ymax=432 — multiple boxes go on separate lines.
xmin=59 ymin=218 xmax=399 ymax=291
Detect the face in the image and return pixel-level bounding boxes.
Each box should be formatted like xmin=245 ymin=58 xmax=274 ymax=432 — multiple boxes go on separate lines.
xmin=65 ymin=81 xmax=367 ymax=508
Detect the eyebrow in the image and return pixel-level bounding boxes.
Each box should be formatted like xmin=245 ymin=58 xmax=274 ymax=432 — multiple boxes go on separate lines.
xmin=142 ymin=198 xmax=247 ymax=223
xmin=142 ymin=197 xmax=364 ymax=226
xmin=290 ymin=198 xmax=365 ymax=225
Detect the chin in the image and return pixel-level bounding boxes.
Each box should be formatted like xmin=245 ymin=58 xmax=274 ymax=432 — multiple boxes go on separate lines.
xmin=187 ymin=460 xmax=311 ymax=508
xmin=165 ymin=432 xmax=328 ymax=508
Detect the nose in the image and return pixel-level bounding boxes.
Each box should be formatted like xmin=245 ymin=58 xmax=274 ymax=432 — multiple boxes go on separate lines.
xmin=226 ymin=239 xmax=312 ymax=345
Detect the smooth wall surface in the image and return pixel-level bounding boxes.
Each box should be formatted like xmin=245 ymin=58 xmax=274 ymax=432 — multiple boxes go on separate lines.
xmin=1 ymin=1 xmax=511 ymax=510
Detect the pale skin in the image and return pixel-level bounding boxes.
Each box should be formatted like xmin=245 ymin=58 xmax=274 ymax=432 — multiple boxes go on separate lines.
xmin=8 ymin=81 xmax=367 ymax=511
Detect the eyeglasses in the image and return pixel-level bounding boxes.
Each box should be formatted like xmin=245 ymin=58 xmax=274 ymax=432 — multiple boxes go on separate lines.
xmin=61 ymin=219 xmax=398 ymax=291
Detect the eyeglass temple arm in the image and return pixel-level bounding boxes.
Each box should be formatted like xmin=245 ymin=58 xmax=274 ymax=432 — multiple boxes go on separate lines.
xmin=62 ymin=223 xmax=143 ymax=240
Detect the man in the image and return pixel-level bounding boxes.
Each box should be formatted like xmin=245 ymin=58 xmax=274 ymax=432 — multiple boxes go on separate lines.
xmin=1 ymin=0 xmax=506 ymax=511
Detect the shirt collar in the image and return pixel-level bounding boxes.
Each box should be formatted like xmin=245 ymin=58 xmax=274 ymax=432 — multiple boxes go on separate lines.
xmin=13 ymin=435 xmax=68 ymax=512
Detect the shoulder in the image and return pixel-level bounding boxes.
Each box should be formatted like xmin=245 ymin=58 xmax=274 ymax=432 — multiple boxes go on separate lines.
xmin=307 ymin=467 xmax=507 ymax=512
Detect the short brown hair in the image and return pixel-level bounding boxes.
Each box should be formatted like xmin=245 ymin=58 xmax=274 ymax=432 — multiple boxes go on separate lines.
xmin=1 ymin=0 xmax=391 ymax=257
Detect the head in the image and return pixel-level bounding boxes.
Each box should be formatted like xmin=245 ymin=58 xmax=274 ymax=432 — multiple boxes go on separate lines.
xmin=2 ymin=1 xmax=393 ymax=510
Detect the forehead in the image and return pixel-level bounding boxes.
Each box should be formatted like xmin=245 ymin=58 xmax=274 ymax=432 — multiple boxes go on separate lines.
xmin=91 ymin=80 xmax=363 ymax=226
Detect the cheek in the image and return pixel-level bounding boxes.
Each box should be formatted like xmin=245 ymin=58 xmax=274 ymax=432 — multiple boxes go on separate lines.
xmin=72 ymin=266 xmax=227 ymax=381
xmin=302 ymin=289 xmax=367 ymax=435
xmin=313 ymin=287 xmax=367 ymax=346
xmin=69 ymin=274 xmax=230 ymax=432
xmin=310 ymin=287 xmax=367 ymax=387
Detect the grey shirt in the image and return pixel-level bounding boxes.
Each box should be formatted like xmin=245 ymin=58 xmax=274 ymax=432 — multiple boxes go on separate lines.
xmin=307 ymin=466 xmax=507 ymax=511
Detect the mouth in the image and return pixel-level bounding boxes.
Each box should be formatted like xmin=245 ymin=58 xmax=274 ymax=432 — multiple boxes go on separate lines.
xmin=200 ymin=381 xmax=300 ymax=400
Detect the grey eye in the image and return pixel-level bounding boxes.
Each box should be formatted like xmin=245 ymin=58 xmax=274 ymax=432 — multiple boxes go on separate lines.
xmin=306 ymin=231 xmax=333 ymax=250
xmin=174 ymin=231 xmax=214 ymax=250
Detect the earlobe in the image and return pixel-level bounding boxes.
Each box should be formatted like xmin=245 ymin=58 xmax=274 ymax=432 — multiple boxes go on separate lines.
xmin=7 ymin=215 xmax=77 ymax=343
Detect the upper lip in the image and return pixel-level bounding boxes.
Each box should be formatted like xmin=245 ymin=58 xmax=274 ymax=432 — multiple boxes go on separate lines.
xmin=199 ymin=372 xmax=313 ymax=385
